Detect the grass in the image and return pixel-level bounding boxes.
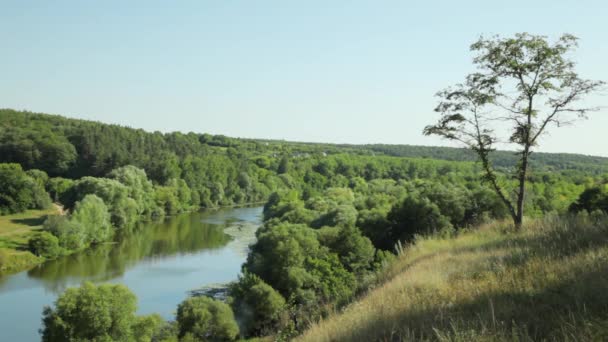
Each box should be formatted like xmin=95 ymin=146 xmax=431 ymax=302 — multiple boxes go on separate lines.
xmin=297 ymin=213 xmax=608 ymax=342
xmin=0 ymin=207 xmax=59 ymax=275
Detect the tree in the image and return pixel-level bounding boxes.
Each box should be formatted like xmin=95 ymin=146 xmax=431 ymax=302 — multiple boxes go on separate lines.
xmin=70 ymin=194 xmax=113 ymax=244
xmin=176 ymin=296 xmax=239 ymax=341
xmin=41 ymin=282 xmax=158 ymax=342
xmin=29 ymin=232 xmax=62 ymax=258
xmin=0 ymin=163 xmax=51 ymax=214
xmin=424 ymin=33 xmax=604 ymax=228
xmin=229 ymin=273 xmax=286 ymax=336
xmin=569 ymin=185 xmax=608 ymax=214
xmin=108 ymin=165 xmax=157 ymax=216
xmin=386 ymin=196 xmax=452 ymax=244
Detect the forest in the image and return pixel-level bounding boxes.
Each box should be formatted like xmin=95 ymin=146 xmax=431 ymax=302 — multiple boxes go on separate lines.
xmin=0 ymin=108 xmax=607 ymax=341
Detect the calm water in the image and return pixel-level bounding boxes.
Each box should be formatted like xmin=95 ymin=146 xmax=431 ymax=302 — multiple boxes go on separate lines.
xmin=0 ymin=206 xmax=263 ymax=342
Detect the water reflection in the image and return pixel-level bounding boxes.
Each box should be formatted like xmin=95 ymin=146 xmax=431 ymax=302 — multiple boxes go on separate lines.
xmin=26 ymin=211 xmax=235 ymax=293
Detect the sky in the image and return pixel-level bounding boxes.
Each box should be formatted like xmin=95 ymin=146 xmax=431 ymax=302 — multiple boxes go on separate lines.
xmin=1 ymin=0 xmax=607 ymax=156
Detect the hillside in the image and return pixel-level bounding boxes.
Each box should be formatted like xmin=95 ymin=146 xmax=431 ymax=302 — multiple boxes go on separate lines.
xmin=297 ymin=214 xmax=608 ymax=341
xmin=2 ymin=109 xmax=607 ymax=177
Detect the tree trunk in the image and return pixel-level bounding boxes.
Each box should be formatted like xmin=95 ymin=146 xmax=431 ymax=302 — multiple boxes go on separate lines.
xmin=515 ymin=146 xmax=530 ymax=229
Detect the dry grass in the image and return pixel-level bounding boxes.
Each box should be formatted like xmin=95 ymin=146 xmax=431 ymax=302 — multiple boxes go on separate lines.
xmin=297 ymin=214 xmax=608 ymax=342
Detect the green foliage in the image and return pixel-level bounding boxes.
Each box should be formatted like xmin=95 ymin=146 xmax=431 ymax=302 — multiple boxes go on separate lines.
xmin=28 ymin=232 xmax=62 ymax=258
xmin=229 ymin=272 xmax=286 ymax=336
xmin=70 ymin=194 xmax=113 ymax=244
xmin=424 ymin=33 xmax=605 ymax=227
xmin=325 ymin=225 xmax=375 ymax=275
xmin=0 ymin=163 xmax=51 ymax=214
xmin=132 ymin=314 xmax=165 ymax=342
xmin=61 ymin=176 xmax=132 ymax=227
xmin=46 ymin=177 xmax=74 ymax=202
xmin=108 ymin=165 xmax=157 ymax=217
xmin=41 ymin=282 xmax=140 ymax=342
xmin=44 ymin=215 xmax=85 ymax=250
xmin=176 ymin=296 xmax=239 ymax=341
xmin=386 ymin=196 xmax=452 ymax=245
xmin=569 ymin=185 xmax=608 ymax=214
xmin=0 ymin=118 xmax=77 ymax=175
xmin=43 ymin=195 xmax=112 ymax=250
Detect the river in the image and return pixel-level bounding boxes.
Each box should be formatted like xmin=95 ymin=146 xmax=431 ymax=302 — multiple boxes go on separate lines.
xmin=0 ymin=206 xmax=263 ymax=342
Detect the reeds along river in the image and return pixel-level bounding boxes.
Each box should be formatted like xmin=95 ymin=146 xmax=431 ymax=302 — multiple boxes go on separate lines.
xmin=0 ymin=206 xmax=263 ymax=342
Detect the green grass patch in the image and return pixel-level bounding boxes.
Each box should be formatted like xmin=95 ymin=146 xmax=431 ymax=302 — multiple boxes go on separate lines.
xmin=0 ymin=207 xmax=59 ymax=275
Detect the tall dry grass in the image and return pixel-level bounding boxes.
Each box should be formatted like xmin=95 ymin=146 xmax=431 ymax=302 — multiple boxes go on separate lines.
xmin=297 ymin=213 xmax=608 ymax=341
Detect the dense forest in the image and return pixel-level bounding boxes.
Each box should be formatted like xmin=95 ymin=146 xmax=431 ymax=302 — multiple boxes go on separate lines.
xmin=1 ymin=109 xmax=607 ymax=341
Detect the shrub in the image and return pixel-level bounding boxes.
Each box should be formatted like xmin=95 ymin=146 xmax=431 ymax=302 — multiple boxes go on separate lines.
xmin=41 ymin=282 xmax=139 ymax=342
xmin=229 ymin=273 xmax=286 ymax=336
xmin=569 ymin=185 xmax=608 ymax=214
xmin=70 ymin=194 xmax=113 ymax=244
xmin=43 ymin=215 xmax=85 ymax=250
xmin=28 ymin=232 xmax=62 ymax=258
xmin=386 ymin=196 xmax=452 ymax=244
xmin=176 ymin=296 xmax=239 ymax=341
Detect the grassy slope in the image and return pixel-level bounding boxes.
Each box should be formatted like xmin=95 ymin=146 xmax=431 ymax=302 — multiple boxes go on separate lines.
xmin=297 ymin=214 xmax=608 ymax=342
xmin=0 ymin=207 xmax=59 ymax=275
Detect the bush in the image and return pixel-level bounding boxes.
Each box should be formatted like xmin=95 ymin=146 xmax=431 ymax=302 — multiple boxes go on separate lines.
xmin=46 ymin=177 xmax=74 ymax=202
xmin=108 ymin=165 xmax=157 ymax=216
xmin=386 ymin=196 xmax=452 ymax=245
xmin=176 ymin=296 xmax=239 ymax=341
xmin=41 ymin=282 xmax=139 ymax=342
xmin=44 ymin=215 xmax=85 ymax=250
xmin=569 ymin=185 xmax=608 ymax=214
xmin=71 ymin=194 xmax=113 ymax=244
xmin=229 ymin=273 xmax=286 ymax=336
xmin=326 ymin=225 xmax=375 ymax=275
xmin=28 ymin=232 xmax=62 ymax=258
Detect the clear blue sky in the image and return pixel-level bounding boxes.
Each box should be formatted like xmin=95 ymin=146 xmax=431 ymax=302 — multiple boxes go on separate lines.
xmin=1 ymin=1 xmax=607 ymax=156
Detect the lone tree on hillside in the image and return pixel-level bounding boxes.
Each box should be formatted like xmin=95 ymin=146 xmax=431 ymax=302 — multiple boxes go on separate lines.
xmin=424 ymin=33 xmax=604 ymax=228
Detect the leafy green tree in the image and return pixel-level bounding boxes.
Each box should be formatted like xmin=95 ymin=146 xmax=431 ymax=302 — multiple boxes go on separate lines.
xmin=29 ymin=232 xmax=62 ymax=258
xmin=26 ymin=169 xmax=49 ymax=187
xmin=0 ymin=125 xmax=77 ymax=175
xmin=569 ymin=185 xmax=608 ymax=214
xmin=47 ymin=177 xmax=74 ymax=202
xmin=356 ymin=208 xmax=392 ymax=249
xmin=62 ymin=176 xmax=133 ymax=228
xmin=326 ymin=225 xmax=375 ymax=275
xmin=108 ymin=165 xmax=157 ymax=216
xmin=229 ymin=273 xmax=286 ymax=336
xmin=176 ymin=296 xmax=239 ymax=341
xmin=148 ymin=151 xmax=181 ymax=184
xmin=41 ymin=282 xmax=145 ymax=342
xmin=70 ymin=194 xmax=113 ymax=244
xmin=387 ymin=196 xmax=452 ymax=244
xmin=277 ymin=156 xmax=290 ymax=174
xmin=0 ymin=163 xmax=51 ymax=214
xmin=425 ymin=33 xmax=605 ymax=228
xmin=43 ymin=215 xmax=85 ymax=250
xmin=245 ymin=222 xmax=321 ymax=296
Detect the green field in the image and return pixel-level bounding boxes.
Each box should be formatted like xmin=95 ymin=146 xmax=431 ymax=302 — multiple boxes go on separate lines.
xmin=0 ymin=207 xmax=59 ymax=275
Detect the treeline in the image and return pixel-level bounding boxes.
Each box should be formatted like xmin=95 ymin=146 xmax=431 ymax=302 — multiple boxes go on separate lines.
xmin=27 ymin=164 xmax=203 ymax=259
xmin=362 ymin=144 xmax=608 ymax=175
